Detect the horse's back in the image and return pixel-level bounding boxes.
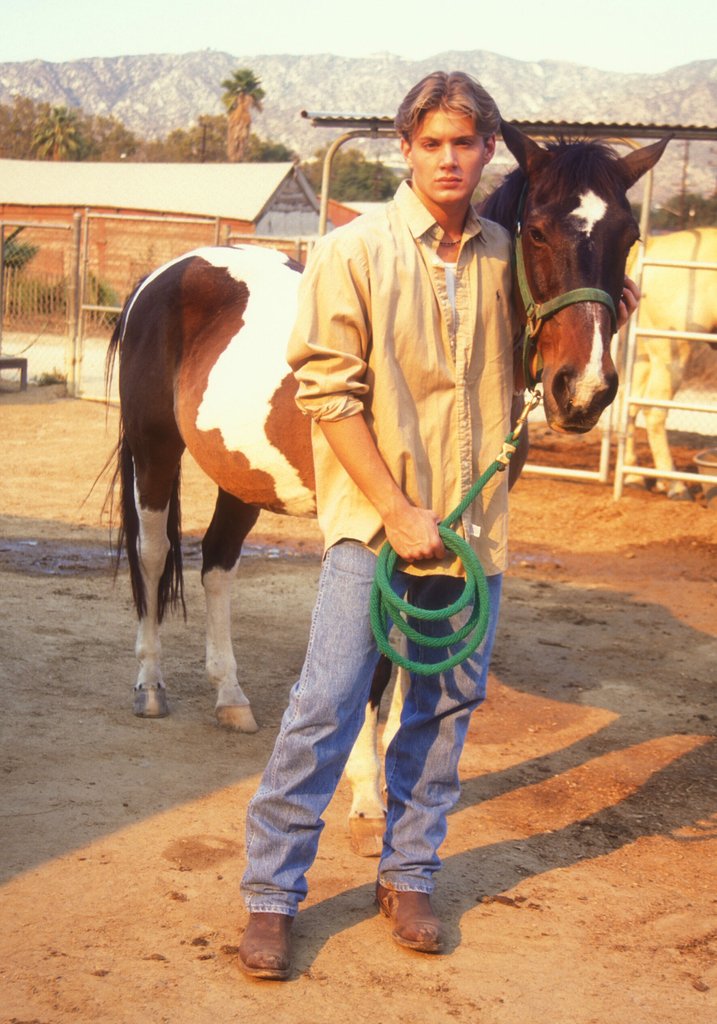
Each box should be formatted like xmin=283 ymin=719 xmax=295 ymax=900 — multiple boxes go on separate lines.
xmin=120 ymin=245 xmax=315 ymax=516
xmin=635 ymin=228 xmax=717 ymax=334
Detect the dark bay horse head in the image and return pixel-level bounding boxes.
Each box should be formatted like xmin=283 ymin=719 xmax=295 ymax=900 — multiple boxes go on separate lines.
xmin=486 ymin=122 xmax=670 ymax=433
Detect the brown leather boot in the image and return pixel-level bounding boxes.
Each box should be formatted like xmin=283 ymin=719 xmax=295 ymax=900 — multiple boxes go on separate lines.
xmin=238 ymin=912 xmax=293 ymax=980
xmin=375 ymin=883 xmax=444 ymax=953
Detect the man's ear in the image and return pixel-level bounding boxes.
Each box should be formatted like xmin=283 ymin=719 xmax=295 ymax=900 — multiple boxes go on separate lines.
xmin=482 ymin=134 xmax=497 ymax=166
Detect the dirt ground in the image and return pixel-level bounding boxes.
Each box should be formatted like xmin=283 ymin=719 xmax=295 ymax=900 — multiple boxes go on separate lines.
xmin=1 ymin=384 xmax=715 ymax=1024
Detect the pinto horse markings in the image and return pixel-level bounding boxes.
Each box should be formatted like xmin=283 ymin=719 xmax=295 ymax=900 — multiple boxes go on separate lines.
xmin=109 ymin=124 xmax=668 ymax=850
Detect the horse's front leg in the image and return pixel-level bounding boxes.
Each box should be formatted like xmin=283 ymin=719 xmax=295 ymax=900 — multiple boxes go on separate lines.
xmin=644 ymin=339 xmax=690 ymax=498
xmin=201 ymin=490 xmax=259 ymax=733
xmin=344 ymin=655 xmax=394 ymax=857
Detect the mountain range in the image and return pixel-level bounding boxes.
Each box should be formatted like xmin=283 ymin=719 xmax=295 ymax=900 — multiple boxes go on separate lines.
xmin=1 ymin=49 xmax=715 ymax=198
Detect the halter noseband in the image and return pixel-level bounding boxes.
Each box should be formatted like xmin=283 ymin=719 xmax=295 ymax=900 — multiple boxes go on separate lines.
xmin=514 ymin=186 xmax=618 ymax=390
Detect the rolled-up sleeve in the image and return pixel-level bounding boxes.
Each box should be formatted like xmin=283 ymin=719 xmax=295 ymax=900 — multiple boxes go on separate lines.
xmin=287 ymin=235 xmax=372 ymax=422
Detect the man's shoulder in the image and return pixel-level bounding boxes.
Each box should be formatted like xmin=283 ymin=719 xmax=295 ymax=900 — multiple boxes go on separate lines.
xmin=310 ymin=203 xmax=396 ymax=264
xmin=476 ymin=215 xmax=513 ymax=253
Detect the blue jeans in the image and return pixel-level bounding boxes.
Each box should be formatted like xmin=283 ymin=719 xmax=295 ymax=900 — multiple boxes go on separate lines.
xmin=241 ymin=540 xmax=503 ymax=915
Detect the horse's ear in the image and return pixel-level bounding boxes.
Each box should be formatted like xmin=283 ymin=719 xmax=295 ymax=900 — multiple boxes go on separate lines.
xmin=500 ymin=119 xmax=551 ymax=176
xmin=615 ymin=136 xmax=672 ymax=190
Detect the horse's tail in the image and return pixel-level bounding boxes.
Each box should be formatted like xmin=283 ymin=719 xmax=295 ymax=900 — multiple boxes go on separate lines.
xmin=105 ymin=290 xmax=185 ymax=624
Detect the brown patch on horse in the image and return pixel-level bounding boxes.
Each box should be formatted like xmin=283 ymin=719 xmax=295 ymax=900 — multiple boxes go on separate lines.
xmin=265 ymin=373 xmax=316 ymax=494
xmin=174 ymin=256 xmax=308 ymax=513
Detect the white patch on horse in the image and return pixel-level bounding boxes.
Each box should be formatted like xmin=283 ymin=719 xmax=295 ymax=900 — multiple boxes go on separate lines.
xmin=571 ymin=313 xmax=606 ymax=407
xmin=193 ymin=247 xmax=315 ymax=516
xmin=570 ymin=190 xmax=608 ymax=237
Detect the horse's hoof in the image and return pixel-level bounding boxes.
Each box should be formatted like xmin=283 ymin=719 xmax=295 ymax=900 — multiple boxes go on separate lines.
xmin=667 ymin=488 xmax=694 ymax=502
xmin=133 ymin=686 xmax=169 ymax=718
xmin=348 ymin=815 xmax=385 ymax=858
xmin=216 ymin=704 xmax=259 ymax=733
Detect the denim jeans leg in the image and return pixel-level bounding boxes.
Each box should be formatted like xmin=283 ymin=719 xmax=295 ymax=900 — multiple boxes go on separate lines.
xmin=379 ymin=572 xmax=503 ymax=892
xmin=241 ymin=541 xmax=382 ymax=916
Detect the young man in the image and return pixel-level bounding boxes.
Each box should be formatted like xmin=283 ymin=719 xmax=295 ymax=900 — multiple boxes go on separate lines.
xmin=238 ymin=71 xmax=633 ymax=980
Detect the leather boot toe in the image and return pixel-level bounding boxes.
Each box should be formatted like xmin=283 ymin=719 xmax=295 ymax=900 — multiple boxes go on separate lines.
xmin=238 ymin=912 xmax=293 ymax=980
xmin=376 ymin=883 xmax=444 ymax=953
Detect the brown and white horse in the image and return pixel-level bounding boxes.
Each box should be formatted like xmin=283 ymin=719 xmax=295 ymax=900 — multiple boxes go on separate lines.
xmin=107 ymin=123 xmax=667 ymax=848
xmin=624 ymin=227 xmax=717 ymax=497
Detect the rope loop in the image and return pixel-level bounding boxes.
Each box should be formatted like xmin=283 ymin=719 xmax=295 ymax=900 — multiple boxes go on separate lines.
xmin=369 ymin=391 xmax=542 ymax=676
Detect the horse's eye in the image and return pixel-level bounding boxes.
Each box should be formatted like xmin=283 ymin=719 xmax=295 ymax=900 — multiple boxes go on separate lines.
xmin=528 ymin=227 xmax=546 ymax=244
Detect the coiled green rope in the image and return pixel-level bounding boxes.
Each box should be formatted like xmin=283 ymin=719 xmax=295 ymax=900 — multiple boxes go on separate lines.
xmin=369 ymin=393 xmax=539 ymax=675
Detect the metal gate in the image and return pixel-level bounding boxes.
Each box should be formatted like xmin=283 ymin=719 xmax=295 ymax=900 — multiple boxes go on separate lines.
xmin=613 ymin=242 xmax=717 ymax=498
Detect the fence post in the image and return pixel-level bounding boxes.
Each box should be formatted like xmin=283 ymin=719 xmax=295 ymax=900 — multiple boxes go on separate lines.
xmin=0 ymin=221 xmax=5 ymax=352
xmin=66 ymin=213 xmax=82 ymax=396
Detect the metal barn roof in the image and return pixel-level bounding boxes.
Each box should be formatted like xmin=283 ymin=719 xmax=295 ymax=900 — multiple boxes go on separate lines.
xmin=0 ymin=159 xmax=318 ymax=222
xmin=301 ymin=111 xmax=717 ymax=142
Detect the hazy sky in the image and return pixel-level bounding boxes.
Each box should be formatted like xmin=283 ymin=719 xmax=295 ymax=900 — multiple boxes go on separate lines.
xmin=1 ymin=0 xmax=715 ymax=74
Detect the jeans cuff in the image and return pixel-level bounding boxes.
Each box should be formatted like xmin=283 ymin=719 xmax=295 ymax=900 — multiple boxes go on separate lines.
xmin=378 ymin=874 xmax=433 ymax=895
xmin=245 ymin=900 xmax=296 ymax=917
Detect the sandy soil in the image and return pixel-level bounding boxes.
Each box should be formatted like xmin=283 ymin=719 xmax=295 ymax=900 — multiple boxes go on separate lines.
xmin=0 ymin=385 xmax=715 ymax=1024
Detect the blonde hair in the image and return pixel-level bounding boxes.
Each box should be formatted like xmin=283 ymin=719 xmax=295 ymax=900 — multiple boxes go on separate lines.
xmin=395 ymin=71 xmax=501 ymax=142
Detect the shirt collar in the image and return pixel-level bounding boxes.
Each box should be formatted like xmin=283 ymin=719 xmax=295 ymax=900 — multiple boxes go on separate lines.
xmin=393 ymin=179 xmax=485 ymax=246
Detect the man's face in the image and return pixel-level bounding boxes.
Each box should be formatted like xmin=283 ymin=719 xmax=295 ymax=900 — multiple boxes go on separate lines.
xmin=400 ymin=109 xmax=496 ymax=221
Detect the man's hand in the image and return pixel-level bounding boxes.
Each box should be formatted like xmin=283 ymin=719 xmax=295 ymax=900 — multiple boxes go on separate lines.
xmin=383 ymin=503 xmax=445 ymax=562
xmin=617 ymin=274 xmax=640 ymax=330
xmin=318 ymin=413 xmax=446 ymax=562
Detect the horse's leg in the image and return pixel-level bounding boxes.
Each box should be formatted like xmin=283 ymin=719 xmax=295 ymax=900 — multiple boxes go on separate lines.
xmin=624 ymin=345 xmax=650 ymax=486
xmin=644 ymin=338 xmax=690 ymax=498
xmin=130 ymin=440 xmax=185 ymax=718
xmin=382 ymin=665 xmax=409 ymax=757
xmin=201 ymin=488 xmax=260 ymax=733
xmin=344 ymin=654 xmax=394 ymax=857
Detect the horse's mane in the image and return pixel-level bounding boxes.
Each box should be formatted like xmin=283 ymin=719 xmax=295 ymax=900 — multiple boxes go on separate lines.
xmin=479 ymin=138 xmax=628 ymax=230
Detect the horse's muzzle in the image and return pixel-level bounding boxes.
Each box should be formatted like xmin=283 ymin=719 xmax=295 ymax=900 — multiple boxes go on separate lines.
xmin=543 ymin=365 xmax=619 ymax=433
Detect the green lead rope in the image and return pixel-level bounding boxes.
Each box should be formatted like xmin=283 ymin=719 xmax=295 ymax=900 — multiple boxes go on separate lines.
xmin=369 ymin=392 xmax=541 ymax=676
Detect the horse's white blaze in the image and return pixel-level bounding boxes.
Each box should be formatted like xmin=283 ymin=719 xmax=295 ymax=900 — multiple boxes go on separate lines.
xmin=570 ymin=190 xmax=608 ymax=237
xmin=571 ymin=313 xmax=607 ymax=407
xmin=192 ymin=247 xmax=315 ymax=515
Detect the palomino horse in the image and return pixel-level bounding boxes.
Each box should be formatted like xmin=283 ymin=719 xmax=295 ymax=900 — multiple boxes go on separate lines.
xmin=624 ymin=227 xmax=717 ymax=497
xmin=107 ymin=122 xmax=668 ymax=849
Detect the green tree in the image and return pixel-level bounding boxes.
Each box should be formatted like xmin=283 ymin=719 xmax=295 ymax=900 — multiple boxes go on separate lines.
xmin=80 ymin=113 xmax=139 ymax=161
xmin=651 ymin=192 xmax=717 ymax=230
xmin=0 ymin=96 xmax=45 ymax=158
xmin=221 ymin=68 xmax=265 ymax=162
xmin=32 ymin=105 xmax=84 ymax=161
xmin=303 ymin=147 xmax=401 ymax=202
xmin=3 ymin=227 xmax=38 ymax=269
xmin=245 ymin=134 xmax=297 ymax=162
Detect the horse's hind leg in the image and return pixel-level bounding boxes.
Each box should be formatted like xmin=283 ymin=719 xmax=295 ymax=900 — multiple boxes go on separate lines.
xmin=130 ymin=440 xmax=185 ymax=718
xmin=201 ymin=488 xmax=260 ymax=733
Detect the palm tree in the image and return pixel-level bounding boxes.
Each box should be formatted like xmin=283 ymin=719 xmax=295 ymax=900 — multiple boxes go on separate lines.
xmin=221 ymin=68 xmax=265 ymax=162
xmin=32 ymin=106 xmax=83 ymax=161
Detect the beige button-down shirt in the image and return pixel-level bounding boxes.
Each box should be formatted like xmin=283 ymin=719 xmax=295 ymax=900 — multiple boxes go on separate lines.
xmin=287 ymin=180 xmax=520 ymax=577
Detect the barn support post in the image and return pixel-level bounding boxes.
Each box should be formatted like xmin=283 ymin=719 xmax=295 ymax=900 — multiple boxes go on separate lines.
xmin=66 ymin=212 xmax=82 ymax=397
xmin=0 ymin=221 xmax=5 ymax=352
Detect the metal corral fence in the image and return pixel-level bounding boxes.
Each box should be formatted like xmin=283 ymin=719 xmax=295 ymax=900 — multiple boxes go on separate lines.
xmin=1 ymin=212 xmax=714 ymax=498
xmin=0 ymin=214 xmax=319 ymax=402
